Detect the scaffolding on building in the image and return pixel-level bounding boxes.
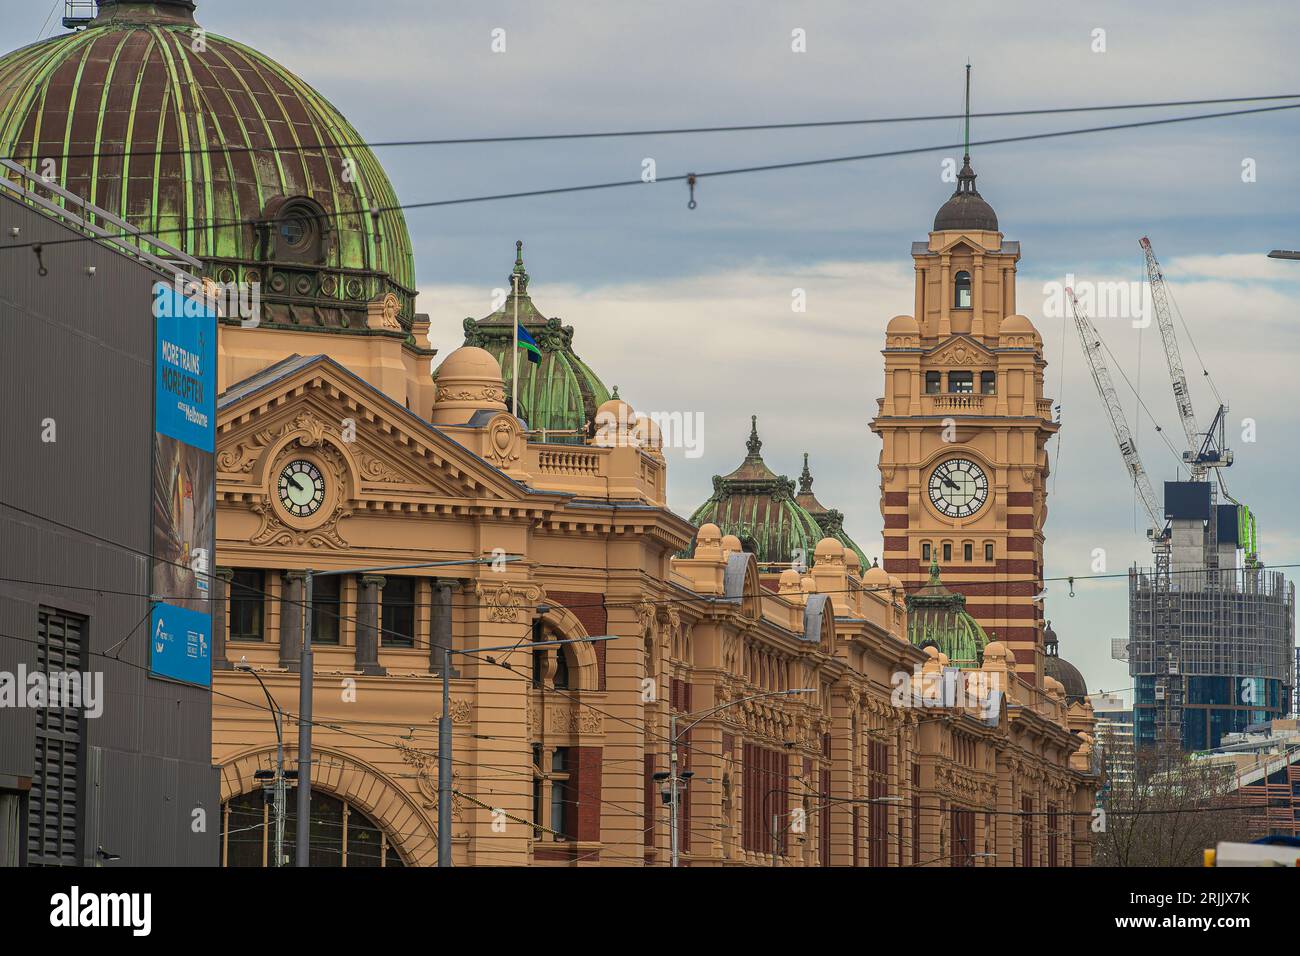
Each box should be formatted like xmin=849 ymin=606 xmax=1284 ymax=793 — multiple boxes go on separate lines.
xmin=1130 ymin=562 xmax=1296 ymax=751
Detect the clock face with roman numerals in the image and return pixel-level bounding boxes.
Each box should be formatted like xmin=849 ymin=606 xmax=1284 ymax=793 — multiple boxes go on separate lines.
xmin=928 ymin=458 xmax=988 ymax=519
xmin=278 ymin=459 xmax=325 ymax=518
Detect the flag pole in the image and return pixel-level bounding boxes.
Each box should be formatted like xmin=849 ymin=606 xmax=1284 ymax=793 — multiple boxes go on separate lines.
xmin=511 ymin=267 xmax=520 ymax=420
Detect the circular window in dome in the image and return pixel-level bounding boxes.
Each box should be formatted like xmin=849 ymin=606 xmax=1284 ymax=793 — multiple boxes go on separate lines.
xmin=271 ymin=199 xmax=326 ymax=263
xmin=279 ymin=214 xmax=313 ymax=250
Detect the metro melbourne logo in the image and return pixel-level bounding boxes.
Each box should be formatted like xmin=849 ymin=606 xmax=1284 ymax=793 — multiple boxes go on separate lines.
xmin=49 ymin=886 xmax=151 ymax=936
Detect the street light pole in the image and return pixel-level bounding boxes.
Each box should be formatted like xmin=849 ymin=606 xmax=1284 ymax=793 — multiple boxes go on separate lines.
xmin=237 ymin=659 xmax=285 ymax=867
xmin=284 ymin=556 xmax=522 ymax=868
xmin=437 ymin=643 xmax=452 ymax=867
xmin=296 ymin=569 xmax=313 ymax=868
xmin=436 ymin=628 xmax=619 ymax=867
xmin=668 ymin=688 xmax=815 ymax=868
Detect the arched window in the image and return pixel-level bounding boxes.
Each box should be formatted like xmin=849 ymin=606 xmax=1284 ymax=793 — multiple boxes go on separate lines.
xmin=954 ymin=271 xmax=972 ymax=309
xmin=221 ymin=790 xmax=404 ymax=867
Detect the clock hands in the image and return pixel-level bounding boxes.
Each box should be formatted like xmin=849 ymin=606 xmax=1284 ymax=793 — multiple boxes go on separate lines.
xmin=293 ymin=474 xmax=311 ymax=493
xmin=942 ymin=476 xmax=960 ymax=491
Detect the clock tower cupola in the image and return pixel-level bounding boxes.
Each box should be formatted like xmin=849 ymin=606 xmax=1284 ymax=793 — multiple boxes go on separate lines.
xmin=869 ymin=67 xmax=1057 ymax=686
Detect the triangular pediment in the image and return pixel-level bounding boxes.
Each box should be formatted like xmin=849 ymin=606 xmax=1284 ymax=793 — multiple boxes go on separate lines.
xmin=216 ymin=355 xmax=545 ymax=509
xmin=925 ymin=334 xmax=995 ymax=368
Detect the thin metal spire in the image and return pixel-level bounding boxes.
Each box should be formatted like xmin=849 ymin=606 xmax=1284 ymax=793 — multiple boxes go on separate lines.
xmin=963 ymin=60 xmax=972 ymax=163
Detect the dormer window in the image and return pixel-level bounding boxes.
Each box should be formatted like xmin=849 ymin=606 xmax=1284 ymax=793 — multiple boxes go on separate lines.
xmin=954 ymin=271 xmax=972 ymax=309
xmin=268 ymin=196 xmax=327 ymax=265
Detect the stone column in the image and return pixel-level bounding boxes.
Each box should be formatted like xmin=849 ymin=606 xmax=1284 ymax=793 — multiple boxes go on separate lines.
xmin=356 ymin=575 xmax=386 ymax=675
xmin=280 ymin=570 xmax=306 ymax=671
xmin=429 ymin=580 xmax=458 ymax=676
xmin=212 ymin=566 xmax=234 ymax=670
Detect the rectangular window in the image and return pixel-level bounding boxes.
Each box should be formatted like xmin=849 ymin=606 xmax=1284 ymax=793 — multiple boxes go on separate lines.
xmin=911 ymin=764 xmax=921 ymax=865
xmin=532 ymin=745 xmax=544 ymax=840
xmin=922 ymin=542 xmax=931 ymax=561
xmin=985 ymin=543 xmax=994 ymax=562
xmin=310 ymin=576 xmax=341 ymax=645
xmin=948 ymin=371 xmax=973 ymax=393
xmin=963 ymin=543 xmax=973 ymax=562
xmin=868 ymin=740 xmax=890 ymax=867
xmin=951 ymin=807 xmax=975 ymax=866
xmin=550 ymin=748 xmax=571 ymax=840
xmin=925 ymin=371 xmax=941 ymax=395
xmin=980 ymin=370 xmax=997 ymax=394
xmin=1021 ymin=796 xmax=1034 ymax=867
xmin=381 ymin=577 xmax=416 ymax=648
xmin=819 ymin=766 xmax=831 ymax=867
xmin=1047 ymin=805 xmax=1060 ymax=867
xmin=229 ymin=569 xmax=265 ymax=642
xmin=943 ymin=543 xmax=952 ymax=562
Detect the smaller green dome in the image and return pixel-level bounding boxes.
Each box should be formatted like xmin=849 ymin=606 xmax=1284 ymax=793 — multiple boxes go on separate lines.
xmin=795 ymin=453 xmax=867 ymax=566
xmin=461 ymin=242 xmax=610 ymax=437
xmin=905 ymin=560 xmax=988 ymax=668
xmin=689 ymin=416 xmax=827 ymax=567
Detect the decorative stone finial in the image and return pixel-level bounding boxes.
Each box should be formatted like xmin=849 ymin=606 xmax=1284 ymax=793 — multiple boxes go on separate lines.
xmin=510 ymin=239 xmax=529 ymax=293
xmin=799 ymin=453 xmax=814 ymax=494
xmin=746 ymin=415 xmax=762 ymax=459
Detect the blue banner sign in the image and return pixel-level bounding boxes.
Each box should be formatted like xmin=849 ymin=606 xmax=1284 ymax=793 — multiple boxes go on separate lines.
xmin=154 ymin=283 xmax=216 ymax=453
xmin=150 ymin=602 xmax=211 ymax=687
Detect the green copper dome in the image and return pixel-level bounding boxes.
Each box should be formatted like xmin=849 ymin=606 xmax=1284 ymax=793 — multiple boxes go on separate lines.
xmin=0 ymin=0 xmax=416 ymax=330
xmin=689 ymin=417 xmax=828 ymax=567
xmin=905 ymin=560 xmax=989 ymax=668
xmin=795 ymin=453 xmax=867 ymax=566
xmin=461 ymin=242 xmax=611 ymax=436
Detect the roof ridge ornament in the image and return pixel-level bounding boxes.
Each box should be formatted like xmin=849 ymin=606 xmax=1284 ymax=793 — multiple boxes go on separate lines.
xmin=798 ymin=452 xmax=814 ymax=494
xmin=745 ymin=414 xmax=762 ymax=459
xmin=510 ymin=239 xmax=529 ymax=294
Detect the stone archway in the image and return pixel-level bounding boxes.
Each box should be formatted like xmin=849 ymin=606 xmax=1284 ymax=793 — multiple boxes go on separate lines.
xmin=219 ymin=744 xmax=438 ymax=866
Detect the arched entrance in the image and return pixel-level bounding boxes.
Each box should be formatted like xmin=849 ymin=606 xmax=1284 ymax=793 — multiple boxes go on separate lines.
xmin=218 ymin=745 xmax=437 ymax=866
xmin=221 ymin=790 xmax=405 ymax=867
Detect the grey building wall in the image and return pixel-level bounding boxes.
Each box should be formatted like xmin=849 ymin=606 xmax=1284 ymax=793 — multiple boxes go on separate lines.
xmin=0 ymin=192 xmax=218 ymax=866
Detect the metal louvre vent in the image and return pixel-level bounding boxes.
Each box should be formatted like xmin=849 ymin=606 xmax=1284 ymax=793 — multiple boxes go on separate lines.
xmin=27 ymin=609 xmax=86 ymax=866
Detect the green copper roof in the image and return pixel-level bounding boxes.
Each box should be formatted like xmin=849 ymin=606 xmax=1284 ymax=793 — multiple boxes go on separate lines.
xmin=461 ymin=242 xmax=611 ymax=436
xmin=0 ymin=1 xmax=416 ymax=329
xmin=689 ymin=416 xmax=828 ymax=566
xmin=795 ymin=452 xmax=868 ymax=566
xmin=905 ymin=560 xmax=988 ymax=668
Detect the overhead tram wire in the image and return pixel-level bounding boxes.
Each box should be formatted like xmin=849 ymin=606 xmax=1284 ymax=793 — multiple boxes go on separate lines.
xmin=4 ymin=101 xmax=1299 ymax=256
xmin=7 ymin=92 xmax=1299 ymax=164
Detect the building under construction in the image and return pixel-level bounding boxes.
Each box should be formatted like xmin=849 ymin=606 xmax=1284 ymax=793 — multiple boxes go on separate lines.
xmin=1128 ymin=482 xmax=1295 ymax=752
xmin=1069 ymin=237 xmax=1295 ymax=757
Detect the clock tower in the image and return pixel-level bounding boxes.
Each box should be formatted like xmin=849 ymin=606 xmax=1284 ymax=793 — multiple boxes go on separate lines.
xmin=869 ymin=143 xmax=1057 ymax=686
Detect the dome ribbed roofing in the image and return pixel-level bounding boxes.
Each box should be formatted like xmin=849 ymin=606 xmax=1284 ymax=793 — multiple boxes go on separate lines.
xmin=462 ymin=242 xmax=611 ymax=436
xmin=933 ymin=156 xmax=999 ymax=233
xmin=689 ymin=417 xmax=827 ymax=566
xmin=0 ymin=1 xmax=416 ymax=329
xmin=906 ymin=560 xmax=988 ymax=668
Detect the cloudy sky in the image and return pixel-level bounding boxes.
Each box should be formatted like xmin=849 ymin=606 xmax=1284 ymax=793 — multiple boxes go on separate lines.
xmin=9 ymin=0 xmax=1298 ymax=698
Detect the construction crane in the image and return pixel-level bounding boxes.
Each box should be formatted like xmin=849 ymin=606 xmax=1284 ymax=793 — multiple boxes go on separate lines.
xmin=1065 ymin=287 xmax=1168 ymax=553
xmin=1139 ymin=236 xmax=1233 ymax=479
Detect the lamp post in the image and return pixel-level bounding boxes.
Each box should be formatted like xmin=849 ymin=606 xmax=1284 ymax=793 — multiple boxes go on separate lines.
xmin=236 ymin=656 xmax=285 ymax=866
xmin=667 ymin=688 xmax=815 ymax=868
xmin=436 ymin=627 xmax=619 ymax=867
xmin=292 ymin=556 xmax=521 ymax=867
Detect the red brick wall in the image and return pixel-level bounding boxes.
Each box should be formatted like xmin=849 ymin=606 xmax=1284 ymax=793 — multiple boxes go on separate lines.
xmin=548 ymin=590 xmax=608 ymax=690
xmin=570 ymin=746 xmax=603 ymax=843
